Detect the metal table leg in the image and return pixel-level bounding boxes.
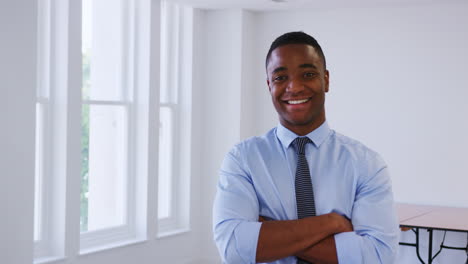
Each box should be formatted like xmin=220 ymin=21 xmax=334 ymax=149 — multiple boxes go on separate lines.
xmin=428 ymin=229 xmax=433 ymax=264
xmin=416 ymin=228 xmax=425 ymax=263
xmin=465 ymin=233 xmax=467 ymax=264
xmin=400 ymin=228 xmax=468 ymax=263
xmin=399 ymin=228 xmax=425 ymax=263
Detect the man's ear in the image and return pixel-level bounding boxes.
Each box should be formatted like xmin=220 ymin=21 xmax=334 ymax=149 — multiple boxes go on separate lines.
xmin=267 ymin=79 xmax=271 ymax=92
xmin=324 ymin=70 xmax=330 ymax=93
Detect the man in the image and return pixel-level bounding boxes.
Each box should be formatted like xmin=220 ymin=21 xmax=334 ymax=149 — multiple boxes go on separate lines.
xmin=213 ymin=31 xmax=399 ymax=264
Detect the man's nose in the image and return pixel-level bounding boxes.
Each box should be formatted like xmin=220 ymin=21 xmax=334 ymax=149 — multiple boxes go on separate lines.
xmin=286 ymin=79 xmax=305 ymax=93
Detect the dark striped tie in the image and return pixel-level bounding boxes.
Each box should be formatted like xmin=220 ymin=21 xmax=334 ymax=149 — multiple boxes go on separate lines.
xmin=293 ymin=137 xmax=316 ymax=264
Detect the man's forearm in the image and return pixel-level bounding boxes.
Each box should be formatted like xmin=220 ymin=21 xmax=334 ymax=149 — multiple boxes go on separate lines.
xmin=255 ymin=213 xmax=351 ymax=263
xmin=296 ymin=236 xmax=338 ymax=264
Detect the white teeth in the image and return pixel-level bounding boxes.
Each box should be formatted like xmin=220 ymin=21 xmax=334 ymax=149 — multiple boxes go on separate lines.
xmin=288 ymin=98 xmax=310 ymax=104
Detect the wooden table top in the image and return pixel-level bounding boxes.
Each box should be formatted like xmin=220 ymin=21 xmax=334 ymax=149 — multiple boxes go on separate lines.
xmin=397 ymin=203 xmax=468 ymax=232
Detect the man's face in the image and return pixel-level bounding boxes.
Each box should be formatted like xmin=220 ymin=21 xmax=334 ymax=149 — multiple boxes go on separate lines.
xmin=266 ymin=44 xmax=329 ymax=135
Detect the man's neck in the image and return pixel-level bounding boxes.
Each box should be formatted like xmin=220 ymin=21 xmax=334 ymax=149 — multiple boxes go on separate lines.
xmin=281 ymin=118 xmax=326 ymax=136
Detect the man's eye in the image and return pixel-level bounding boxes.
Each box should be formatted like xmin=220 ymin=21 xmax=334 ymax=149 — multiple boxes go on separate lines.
xmin=273 ymin=76 xmax=286 ymax=82
xmin=304 ymin=72 xmax=317 ymax=78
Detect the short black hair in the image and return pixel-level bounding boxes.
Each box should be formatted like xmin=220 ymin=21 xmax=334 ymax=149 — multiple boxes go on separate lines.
xmin=265 ymin=31 xmax=326 ymax=70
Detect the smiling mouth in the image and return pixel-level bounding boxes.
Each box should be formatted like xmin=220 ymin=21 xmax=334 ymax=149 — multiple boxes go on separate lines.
xmin=285 ymin=98 xmax=311 ymax=105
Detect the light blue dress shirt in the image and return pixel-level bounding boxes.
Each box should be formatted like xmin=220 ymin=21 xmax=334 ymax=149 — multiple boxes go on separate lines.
xmin=213 ymin=121 xmax=399 ymax=264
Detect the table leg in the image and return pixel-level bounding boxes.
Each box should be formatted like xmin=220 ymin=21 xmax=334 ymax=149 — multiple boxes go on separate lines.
xmin=415 ymin=228 xmax=425 ymax=263
xmin=465 ymin=232 xmax=467 ymax=264
xmin=428 ymin=229 xmax=433 ymax=264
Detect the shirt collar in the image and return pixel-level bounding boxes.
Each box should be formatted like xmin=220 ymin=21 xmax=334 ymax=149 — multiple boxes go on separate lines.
xmin=276 ymin=120 xmax=331 ymax=149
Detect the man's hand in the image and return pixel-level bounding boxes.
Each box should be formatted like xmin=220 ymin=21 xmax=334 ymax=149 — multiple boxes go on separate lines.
xmin=295 ymin=214 xmax=353 ymax=264
xmin=329 ymin=212 xmax=353 ymax=233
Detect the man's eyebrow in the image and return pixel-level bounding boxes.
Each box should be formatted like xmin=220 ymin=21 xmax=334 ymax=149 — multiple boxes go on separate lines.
xmin=299 ymin=63 xmax=318 ymax=69
xmin=272 ymin=66 xmax=287 ymax=74
xmin=271 ymin=64 xmax=318 ymax=75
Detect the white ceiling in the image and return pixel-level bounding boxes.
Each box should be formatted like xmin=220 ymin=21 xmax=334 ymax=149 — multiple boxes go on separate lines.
xmin=165 ymin=0 xmax=465 ymax=11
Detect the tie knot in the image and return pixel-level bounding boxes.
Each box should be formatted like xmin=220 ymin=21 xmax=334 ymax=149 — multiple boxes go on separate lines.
xmin=293 ymin=137 xmax=311 ymax=155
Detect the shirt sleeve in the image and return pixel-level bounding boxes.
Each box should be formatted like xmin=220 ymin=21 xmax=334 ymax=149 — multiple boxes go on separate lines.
xmin=334 ymin=153 xmax=399 ymax=264
xmin=213 ymin=145 xmax=262 ymax=264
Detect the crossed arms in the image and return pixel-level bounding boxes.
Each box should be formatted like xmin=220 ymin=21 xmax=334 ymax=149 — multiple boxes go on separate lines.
xmin=256 ymin=213 xmax=353 ymax=263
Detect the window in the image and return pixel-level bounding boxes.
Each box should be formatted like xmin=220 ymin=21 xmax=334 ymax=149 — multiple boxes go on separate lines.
xmin=34 ymin=0 xmax=69 ymax=260
xmin=34 ymin=102 xmax=45 ymax=243
xmin=34 ymin=54 xmax=49 ymax=254
xmin=34 ymin=0 xmax=52 ymax=258
xmin=157 ymin=1 xmax=193 ymax=235
xmin=34 ymin=0 xmax=194 ymax=260
xmin=80 ymin=0 xmax=130 ymax=233
xmin=79 ymin=0 xmax=149 ymax=251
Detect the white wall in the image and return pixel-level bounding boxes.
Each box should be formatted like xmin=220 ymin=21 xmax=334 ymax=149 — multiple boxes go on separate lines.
xmin=194 ymin=8 xmax=245 ymax=262
xmin=0 ymin=0 xmax=37 ymax=263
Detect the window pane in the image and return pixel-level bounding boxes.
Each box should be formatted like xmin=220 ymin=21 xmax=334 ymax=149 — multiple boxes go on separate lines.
xmin=37 ymin=0 xmax=50 ymax=98
xmin=82 ymin=0 xmax=124 ymax=101
xmin=81 ymin=105 xmax=127 ymax=232
xmin=34 ymin=103 xmax=44 ymax=241
xmin=158 ymin=107 xmax=173 ymax=219
xmin=160 ymin=1 xmax=179 ymax=104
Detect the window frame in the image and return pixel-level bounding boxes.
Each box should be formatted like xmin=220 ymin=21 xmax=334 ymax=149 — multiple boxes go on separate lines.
xmin=157 ymin=1 xmax=193 ymax=236
xmin=78 ymin=0 xmax=148 ymax=252
xmin=34 ymin=98 xmax=51 ymax=258
xmin=34 ymin=0 xmax=66 ymax=260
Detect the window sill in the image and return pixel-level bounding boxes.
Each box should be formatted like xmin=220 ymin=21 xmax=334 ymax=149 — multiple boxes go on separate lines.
xmin=157 ymin=227 xmax=190 ymax=239
xmin=79 ymin=237 xmax=147 ymax=256
xmin=34 ymin=256 xmax=66 ymax=264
